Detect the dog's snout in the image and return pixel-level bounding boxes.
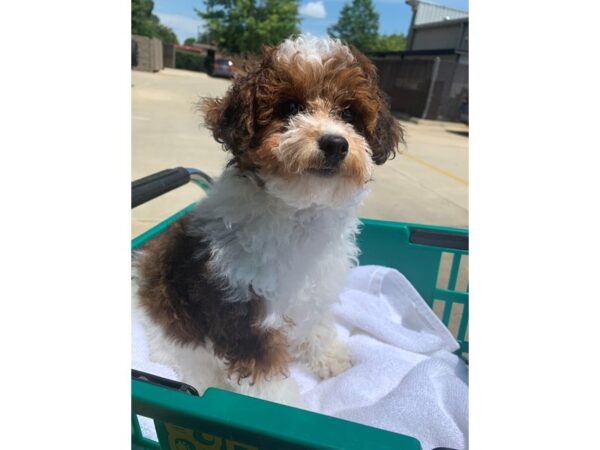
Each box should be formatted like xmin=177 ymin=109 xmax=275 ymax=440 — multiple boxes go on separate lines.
xmin=318 ymin=135 xmax=348 ymax=164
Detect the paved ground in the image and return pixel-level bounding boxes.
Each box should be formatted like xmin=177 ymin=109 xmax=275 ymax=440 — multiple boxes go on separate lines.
xmin=132 ymin=68 xmax=468 ymax=238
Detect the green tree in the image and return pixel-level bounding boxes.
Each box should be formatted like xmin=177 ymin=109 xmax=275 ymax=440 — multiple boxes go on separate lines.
xmin=197 ymin=0 xmax=300 ymax=54
xmin=327 ymin=0 xmax=379 ymax=53
xmin=197 ymin=31 xmax=212 ymax=44
xmin=155 ymin=23 xmax=179 ymax=44
xmin=372 ymin=33 xmax=407 ymax=52
xmin=132 ymin=0 xmax=155 ymax=36
xmin=184 ymin=37 xmax=196 ymax=46
xmin=132 ymin=0 xmax=179 ymax=44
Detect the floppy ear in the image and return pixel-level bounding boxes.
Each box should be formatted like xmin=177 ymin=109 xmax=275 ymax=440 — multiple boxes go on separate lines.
xmin=371 ymin=94 xmax=404 ymax=165
xmin=200 ymin=72 xmax=257 ymax=167
xmin=348 ymin=46 xmax=403 ymax=165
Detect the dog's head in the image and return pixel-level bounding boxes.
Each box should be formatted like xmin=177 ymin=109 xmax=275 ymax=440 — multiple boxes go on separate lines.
xmin=202 ymin=36 xmax=403 ymax=208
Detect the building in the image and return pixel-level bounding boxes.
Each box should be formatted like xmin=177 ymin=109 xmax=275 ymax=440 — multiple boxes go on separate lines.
xmin=405 ymin=0 xmax=468 ymax=64
xmin=370 ymin=0 xmax=468 ymax=122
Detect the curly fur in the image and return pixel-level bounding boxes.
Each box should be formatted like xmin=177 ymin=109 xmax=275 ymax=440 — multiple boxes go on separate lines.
xmin=134 ymin=36 xmax=403 ymax=405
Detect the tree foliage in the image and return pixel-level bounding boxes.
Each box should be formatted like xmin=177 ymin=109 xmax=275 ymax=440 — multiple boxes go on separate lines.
xmin=372 ymin=33 xmax=407 ymax=52
xmin=327 ymin=0 xmax=379 ymax=53
xmin=197 ymin=0 xmax=300 ymax=54
xmin=197 ymin=31 xmax=212 ymax=44
xmin=132 ymin=0 xmax=155 ymax=36
xmin=132 ymin=0 xmax=179 ymax=44
xmin=154 ymin=24 xmax=178 ymax=44
xmin=184 ymin=37 xmax=197 ymax=46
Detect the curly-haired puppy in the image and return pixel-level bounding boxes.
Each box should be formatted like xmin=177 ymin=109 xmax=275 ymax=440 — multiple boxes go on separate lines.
xmin=133 ymin=36 xmax=402 ymax=406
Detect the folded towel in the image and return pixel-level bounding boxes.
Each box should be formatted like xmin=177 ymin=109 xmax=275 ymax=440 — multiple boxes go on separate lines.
xmin=132 ymin=265 xmax=468 ymax=450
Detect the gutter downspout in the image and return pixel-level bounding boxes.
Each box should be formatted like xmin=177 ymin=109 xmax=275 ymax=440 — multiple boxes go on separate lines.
xmin=422 ymin=56 xmax=440 ymax=119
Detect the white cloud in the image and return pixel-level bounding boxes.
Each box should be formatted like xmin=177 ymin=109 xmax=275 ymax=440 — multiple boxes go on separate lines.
xmin=299 ymin=1 xmax=327 ymax=19
xmin=155 ymin=12 xmax=204 ymax=43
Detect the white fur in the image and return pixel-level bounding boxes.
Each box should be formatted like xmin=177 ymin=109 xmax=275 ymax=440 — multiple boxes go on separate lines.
xmin=188 ymin=168 xmax=363 ymax=330
xmin=276 ymin=35 xmax=355 ymax=65
xmin=292 ymin=316 xmax=353 ymax=378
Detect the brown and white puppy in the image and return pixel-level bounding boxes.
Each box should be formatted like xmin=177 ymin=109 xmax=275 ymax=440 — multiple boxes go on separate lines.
xmin=133 ymin=36 xmax=402 ymax=405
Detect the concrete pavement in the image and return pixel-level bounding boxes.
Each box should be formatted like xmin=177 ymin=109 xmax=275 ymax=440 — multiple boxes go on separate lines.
xmin=132 ymin=68 xmax=468 ymax=237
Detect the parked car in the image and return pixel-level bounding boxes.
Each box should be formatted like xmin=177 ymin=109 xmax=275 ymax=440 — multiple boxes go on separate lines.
xmin=209 ymin=58 xmax=235 ymax=78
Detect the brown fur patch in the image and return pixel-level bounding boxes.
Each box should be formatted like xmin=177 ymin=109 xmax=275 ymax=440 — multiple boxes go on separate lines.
xmin=348 ymin=46 xmax=404 ymax=164
xmin=136 ymin=217 xmax=290 ymax=383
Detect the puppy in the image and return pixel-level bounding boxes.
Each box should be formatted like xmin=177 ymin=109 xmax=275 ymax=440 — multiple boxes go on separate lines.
xmin=133 ymin=36 xmax=402 ymax=406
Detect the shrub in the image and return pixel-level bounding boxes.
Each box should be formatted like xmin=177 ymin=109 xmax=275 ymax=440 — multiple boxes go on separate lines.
xmin=175 ymin=50 xmax=207 ymax=72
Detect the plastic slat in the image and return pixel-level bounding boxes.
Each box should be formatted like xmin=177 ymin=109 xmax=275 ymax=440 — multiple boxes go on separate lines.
xmin=433 ymin=289 xmax=468 ymax=304
xmin=132 ymin=414 xmax=161 ymax=450
xmin=457 ymin=300 xmax=469 ymax=343
xmin=441 ymin=300 xmax=453 ymax=327
xmin=132 ymin=414 xmax=143 ymax=440
xmin=447 ymin=253 xmax=461 ymax=291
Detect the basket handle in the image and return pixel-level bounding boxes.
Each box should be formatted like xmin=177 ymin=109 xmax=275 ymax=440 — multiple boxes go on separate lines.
xmin=132 ymin=167 xmax=213 ymax=208
xmin=409 ymin=228 xmax=468 ymax=250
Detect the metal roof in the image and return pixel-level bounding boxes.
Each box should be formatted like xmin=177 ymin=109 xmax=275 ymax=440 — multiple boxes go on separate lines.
xmin=406 ymin=0 xmax=468 ymax=26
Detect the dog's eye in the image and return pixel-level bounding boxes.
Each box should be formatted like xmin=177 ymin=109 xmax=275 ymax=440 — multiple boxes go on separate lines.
xmin=340 ymin=107 xmax=354 ymax=123
xmin=278 ymin=101 xmax=303 ymax=117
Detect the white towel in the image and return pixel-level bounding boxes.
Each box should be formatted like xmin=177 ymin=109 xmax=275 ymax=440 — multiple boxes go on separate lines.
xmin=132 ymin=265 xmax=468 ymax=450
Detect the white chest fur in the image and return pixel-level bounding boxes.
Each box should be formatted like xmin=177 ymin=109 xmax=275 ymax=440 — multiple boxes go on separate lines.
xmin=187 ymin=169 xmax=363 ymax=332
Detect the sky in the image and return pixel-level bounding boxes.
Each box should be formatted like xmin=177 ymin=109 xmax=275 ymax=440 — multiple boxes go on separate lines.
xmin=153 ymin=0 xmax=469 ymax=44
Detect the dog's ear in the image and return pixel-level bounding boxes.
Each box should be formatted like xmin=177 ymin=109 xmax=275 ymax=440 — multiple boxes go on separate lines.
xmin=200 ymin=71 xmax=257 ymax=166
xmin=348 ymin=46 xmax=403 ymax=165
xmin=371 ymin=95 xmax=403 ymax=165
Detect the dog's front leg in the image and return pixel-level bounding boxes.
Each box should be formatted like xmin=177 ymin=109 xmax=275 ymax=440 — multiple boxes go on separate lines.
xmin=296 ymin=317 xmax=352 ymax=379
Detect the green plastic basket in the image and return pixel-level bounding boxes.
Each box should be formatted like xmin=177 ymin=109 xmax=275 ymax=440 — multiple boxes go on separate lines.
xmin=132 ymin=206 xmax=468 ymax=450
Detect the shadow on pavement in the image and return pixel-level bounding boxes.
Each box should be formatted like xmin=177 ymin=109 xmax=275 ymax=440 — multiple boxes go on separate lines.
xmin=446 ymin=130 xmax=469 ymax=138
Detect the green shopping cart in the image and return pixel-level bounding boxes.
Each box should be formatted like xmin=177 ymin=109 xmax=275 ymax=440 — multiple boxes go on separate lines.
xmin=132 ymin=167 xmax=468 ymax=450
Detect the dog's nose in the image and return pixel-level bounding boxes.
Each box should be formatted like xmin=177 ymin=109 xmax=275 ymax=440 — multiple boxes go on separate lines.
xmin=318 ymin=135 xmax=348 ymax=164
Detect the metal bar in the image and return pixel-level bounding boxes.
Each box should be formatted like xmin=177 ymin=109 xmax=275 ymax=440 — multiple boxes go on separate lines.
xmin=132 ymin=167 xmax=190 ymax=208
xmin=132 ymin=368 xmax=199 ymax=396
xmin=186 ymin=167 xmax=213 ymax=186
xmin=132 ymin=167 xmax=214 ymax=209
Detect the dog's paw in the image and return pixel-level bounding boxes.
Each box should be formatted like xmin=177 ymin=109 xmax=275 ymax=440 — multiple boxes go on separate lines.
xmin=312 ymin=340 xmax=352 ymax=379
